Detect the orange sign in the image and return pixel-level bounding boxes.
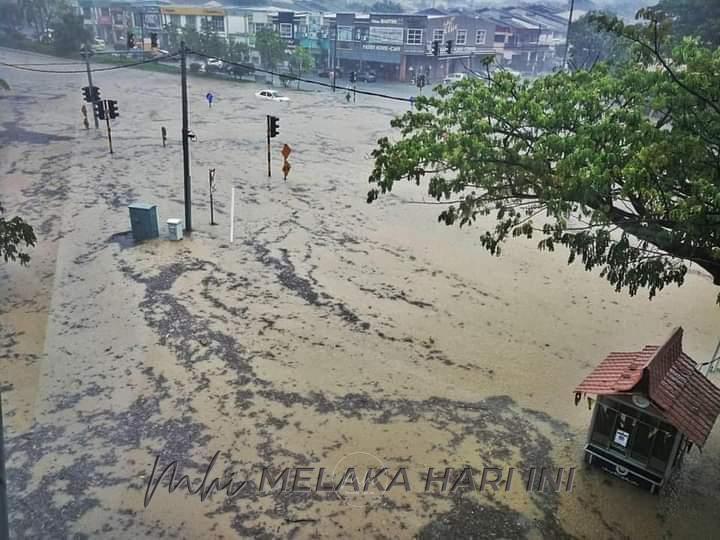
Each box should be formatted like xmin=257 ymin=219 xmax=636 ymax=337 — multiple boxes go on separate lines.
xmin=281 ymin=144 xmax=292 ymax=159
xmin=282 ymin=161 xmax=291 ymax=177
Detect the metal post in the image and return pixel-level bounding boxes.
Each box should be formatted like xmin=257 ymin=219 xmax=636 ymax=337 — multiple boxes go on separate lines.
xmin=0 ymin=394 xmax=9 ymax=540
xmin=562 ymin=0 xmax=575 ymax=72
xmin=83 ymin=47 xmax=99 ymax=129
xmin=140 ymin=10 xmax=145 ymax=58
xmin=105 ymin=105 xmax=113 ymax=154
xmin=209 ymin=168 xmax=217 ymax=225
xmin=266 ymin=115 xmax=271 ymax=177
xmin=180 ymin=41 xmax=192 ymax=231
xmin=331 ymin=23 xmax=337 ymax=92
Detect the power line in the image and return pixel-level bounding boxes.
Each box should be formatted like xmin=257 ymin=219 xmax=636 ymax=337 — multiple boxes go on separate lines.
xmin=0 ymin=53 xmax=179 ymax=74
xmin=188 ymin=50 xmax=413 ymax=103
xmin=4 ymin=61 xmax=86 ymax=66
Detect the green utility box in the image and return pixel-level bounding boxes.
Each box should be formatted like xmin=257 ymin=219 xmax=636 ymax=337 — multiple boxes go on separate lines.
xmin=128 ymin=203 xmax=159 ymax=241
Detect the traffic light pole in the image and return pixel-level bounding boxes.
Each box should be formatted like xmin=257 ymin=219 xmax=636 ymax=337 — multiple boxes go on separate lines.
xmin=180 ymin=41 xmax=192 ymax=231
xmin=0 ymin=394 xmax=9 ymax=540
xmin=105 ymin=107 xmax=113 ymax=154
xmin=83 ymin=47 xmax=99 ymax=129
xmin=266 ymin=115 xmax=271 ymax=178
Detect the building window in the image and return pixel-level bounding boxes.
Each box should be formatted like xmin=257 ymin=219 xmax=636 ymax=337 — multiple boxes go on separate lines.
xmin=432 ymin=29 xmax=444 ymax=42
xmin=337 ymin=25 xmax=352 ymax=41
xmin=82 ymin=7 xmax=91 ymax=18
xmin=100 ymin=8 xmax=110 ymax=16
xmin=494 ymin=33 xmax=505 ymax=44
xmin=279 ymin=22 xmax=292 ymax=39
xmin=185 ymin=15 xmax=196 ymax=30
xmin=369 ymin=26 xmax=404 ymax=44
xmin=406 ymin=28 xmax=423 ymax=45
xmin=476 ymin=29 xmax=487 ymax=44
xmin=211 ymin=16 xmax=224 ymax=33
xmin=170 ymin=15 xmax=181 ymax=27
xmin=456 ymin=29 xmax=467 ymax=45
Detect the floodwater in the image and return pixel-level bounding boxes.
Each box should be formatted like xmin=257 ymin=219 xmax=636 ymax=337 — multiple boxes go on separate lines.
xmin=1 ymin=48 xmax=720 ymax=539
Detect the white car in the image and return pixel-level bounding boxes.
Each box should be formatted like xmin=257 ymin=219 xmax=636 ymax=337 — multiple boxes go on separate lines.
xmin=442 ymin=72 xmax=467 ymax=85
xmin=206 ymin=58 xmax=223 ymax=68
xmin=255 ymin=89 xmax=290 ymax=102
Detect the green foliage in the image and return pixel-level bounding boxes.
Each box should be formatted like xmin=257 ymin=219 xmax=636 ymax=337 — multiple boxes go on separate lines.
xmin=654 ymin=0 xmax=720 ymax=47
xmin=53 ymin=12 xmax=90 ymax=55
xmin=227 ymin=39 xmax=250 ymax=64
xmin=368 ymin=19 xmax=720 ymax=301
xmin=370 ymin=0 xmax=404 ymax=13
xmin=20 ymin=0 xmax=69 ymax=39
xmin=255 ymin=29 xmax=286 ymax=69
xmin=567 ymin=12 xmax=630 ymax=70
xmin=289 ymin=46 xmax=314 ymax=88
xmin=0 ymin=203 xmax=36 ymax=266
xmin=0 ymin=79 xmax=9 ymax=91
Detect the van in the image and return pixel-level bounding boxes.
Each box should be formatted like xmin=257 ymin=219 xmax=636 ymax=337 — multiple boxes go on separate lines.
xmin=442 ymin=72 xmax=467 ymax=85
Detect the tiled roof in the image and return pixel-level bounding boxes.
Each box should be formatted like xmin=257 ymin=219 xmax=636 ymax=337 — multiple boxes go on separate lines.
xmin=575 ymin=328 xmax=720 ymax=447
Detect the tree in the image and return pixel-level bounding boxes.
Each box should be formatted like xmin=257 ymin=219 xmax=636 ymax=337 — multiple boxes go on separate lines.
xmin=367 ymin=10 xmax=720 ymax=301
xmin=255 ymin=29 xmax=286 ymax=70
xmin=289 ymin=46 xmax=314 ymax=89
xmin=20 ymin=0 xmax=69 ymax=39
xmin=370 ymin=0 xmax=404 ymax=13
xmin=53 ymin=11 xmax=90 ymax=55
xmin=227 ymin=38 xmax=250 ymax=64
xmin=0 ymin=79 xmax=9 ymax=91
xmin=0 ymin=204 xmax=36 ymax=265
xmin=654 ymin=0 xmax=720 ymax=47
xmin=567 ymin=12 xmax=629 ymax=70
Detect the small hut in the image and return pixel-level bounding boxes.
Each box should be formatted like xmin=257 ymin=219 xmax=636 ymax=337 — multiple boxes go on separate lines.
xmin=574 ymin=327 xmax=720 ymax=493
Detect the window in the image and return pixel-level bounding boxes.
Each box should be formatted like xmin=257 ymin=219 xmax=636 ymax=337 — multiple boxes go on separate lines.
xmin=494 ymin=33 xmax=505 ymax=44
xmin=101 ymin=8 xmax=110 ymax=16
xmin=456 ymin=29 xmax=467 ymax=45
xmin=211 ymin=16 xmax=224 ymax=33
xmin=432 ymin=29 xmax=444 ymax=42
xmin=406 ymin=28 xmax=423 ymax=45
xmin=170 ymin=15 xmax=181 ymax=28
xmin=370 ymin=26 xmax=404 ymax=44
xmin=279 ymin=23 xmax=292 ymax=39
xmin=185 ymin=15 xmax=196 ymax=30
xmin=476 ymin=29 xmax=487 ymax=45
xmin=82 ymin=7 xmax=91 ymax=18
xmin=337 ymin=25 xmax=352 ymax=41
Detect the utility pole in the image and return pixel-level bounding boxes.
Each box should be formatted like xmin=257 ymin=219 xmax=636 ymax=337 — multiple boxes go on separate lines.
xmin=180 ymin=41 xmax=192 ymax=231
xmin=562 ymin=0 xmax=575 ymax=71
xmin=83 ymin=46 xmax=99 ymax=129
xmin=331 ymin=23 xmax=337 ymax=92
xmin=0 ymin=394 xmax=9 ymax=540
xmin=209 ymin=168 xmax=217 ymax=225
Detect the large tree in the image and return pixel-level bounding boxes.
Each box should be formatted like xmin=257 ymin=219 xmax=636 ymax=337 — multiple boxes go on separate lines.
xmin=567 ymin=12 xmax=629 ymax=70
xmin=255 ymin=29 xmax=286 ymax=70
xmin=53 ymin=11 xmax=90 ymax=55
xmin=367 ymin=10 xmax=720 ymax=301
xmin=289 ymin=46 xmax=314 ymax=89
xmin=653 ymin=0 xmax=720 ymax=47
xmin=0 ymin=204 xmax=36 ymax=265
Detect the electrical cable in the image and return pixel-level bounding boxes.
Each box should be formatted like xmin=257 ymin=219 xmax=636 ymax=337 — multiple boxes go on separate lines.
xmin=188 ymin=50 xmax=413 ymax=103
xmin=0 ymin=52 xmax=180 ymax=74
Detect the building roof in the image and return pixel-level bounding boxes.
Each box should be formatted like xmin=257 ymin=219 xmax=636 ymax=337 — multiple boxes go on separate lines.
xmin=575 ymin=328 xmax=720 ymax=447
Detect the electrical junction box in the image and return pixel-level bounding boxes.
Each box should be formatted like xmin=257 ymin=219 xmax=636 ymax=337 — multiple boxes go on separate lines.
xmin=167 ymin=218 xmax=183 ymax=241
xmin=128 ymin=203 xmax=159 ymax=241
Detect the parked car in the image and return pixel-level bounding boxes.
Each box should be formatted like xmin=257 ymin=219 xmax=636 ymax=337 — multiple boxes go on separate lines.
xmin=357 ymin=70 xmax=377 ymax=83
xmin=206 ymin=58 xmax=224 ymax=69
xmin=255 ymin=89 xmax=290 ymax=102
xmin=91 ymin=38 xmax=106 ymax=52
xmin=442 ymin=72 xmax=467 ymax=85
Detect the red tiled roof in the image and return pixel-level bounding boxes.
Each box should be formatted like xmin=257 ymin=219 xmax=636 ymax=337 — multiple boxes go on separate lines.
xmin=575 ymin=328 xmax=720 ymax=447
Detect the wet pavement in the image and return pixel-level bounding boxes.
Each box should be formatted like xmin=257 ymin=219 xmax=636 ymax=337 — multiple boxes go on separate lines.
xmin=1 ymin=48 xmax=720 ymax=539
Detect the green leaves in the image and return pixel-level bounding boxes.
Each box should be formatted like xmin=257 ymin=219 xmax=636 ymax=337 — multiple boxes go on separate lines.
xmin=367 ymin=34 xmax=720 ymax=298
xmin=0 ymin=204 xmax=36 ymax=266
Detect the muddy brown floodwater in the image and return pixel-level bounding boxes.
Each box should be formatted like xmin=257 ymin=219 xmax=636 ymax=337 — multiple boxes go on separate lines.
xmin=1 ymin=48 xmax=720 ymax=539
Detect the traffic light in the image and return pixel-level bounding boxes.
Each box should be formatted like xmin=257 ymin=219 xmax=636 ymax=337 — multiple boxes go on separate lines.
xmin=350 ymin=71 xmax=357 ymax=83
xmin=269 ymin=115 xmax=279 ymax=138
xmin=446 ymin=40 xmax=453 ymax=54
xmin=91 ymin=86 xmax=100 ymax=102
xmin=431 ymin=40 xmax=440 ymax=56
xmin=82 ymin=86 xmax=90 ymax=102
xmin=127 ymin=33 xmax=135 ymax=49
xmin=106 ymin=99 xmax=119 ymax=119
xmin=94 ymin=100 xmax=106 ymax=120
xmin=150 ymin=32 xmax=158 ymax=48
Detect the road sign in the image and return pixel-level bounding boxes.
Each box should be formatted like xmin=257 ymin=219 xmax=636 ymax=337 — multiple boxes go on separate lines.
xmin=281 ymin=144 xmax=292 ymax=159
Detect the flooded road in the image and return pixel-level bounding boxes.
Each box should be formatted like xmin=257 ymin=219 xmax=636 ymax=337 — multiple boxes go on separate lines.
xmin=1 ymin=48 xmax=720 ymax=538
